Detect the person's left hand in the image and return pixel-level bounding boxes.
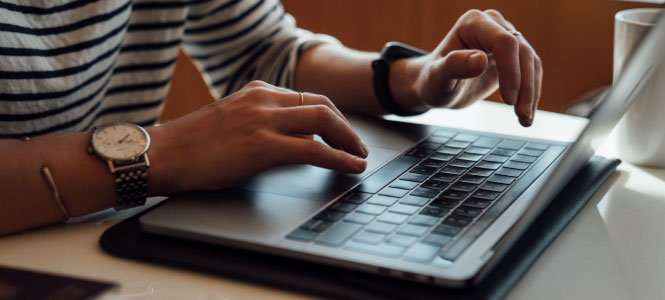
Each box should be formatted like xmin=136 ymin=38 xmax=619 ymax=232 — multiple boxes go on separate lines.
xmin=394 ymin=9 xmax=542 ymax=127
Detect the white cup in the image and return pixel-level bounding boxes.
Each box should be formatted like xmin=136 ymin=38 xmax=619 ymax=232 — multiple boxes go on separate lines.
xmin=614 ymin=8 xmax=665 ymax=167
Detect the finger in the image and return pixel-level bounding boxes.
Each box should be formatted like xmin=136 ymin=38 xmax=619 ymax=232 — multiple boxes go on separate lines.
xmin=457 ymin=13 xmax=521 ymax=105
xmin=273 ymin=135 xmax=367 ymax=174
xmin=272 ymin=105 xmax=368 ymax=158
xmin=514 ymin=46 xmax=535 ymax=127
xmin=531 ymin=55 xmax=543 ymax=124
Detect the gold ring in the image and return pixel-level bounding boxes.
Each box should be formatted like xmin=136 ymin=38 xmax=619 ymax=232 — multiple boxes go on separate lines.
xmin=298 ymin=92 xmax=304 ymax=106
xmin=509 ymin=29 xmax=521 ymax=37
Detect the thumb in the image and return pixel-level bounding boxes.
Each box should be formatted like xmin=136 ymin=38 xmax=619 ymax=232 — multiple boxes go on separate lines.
xmin=431 ymin=50 xmax=488 ymax=85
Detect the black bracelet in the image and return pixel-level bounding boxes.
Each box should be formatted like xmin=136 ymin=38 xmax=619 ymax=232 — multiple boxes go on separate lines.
xmin=371 ymin=42 xmax=428 ymax=116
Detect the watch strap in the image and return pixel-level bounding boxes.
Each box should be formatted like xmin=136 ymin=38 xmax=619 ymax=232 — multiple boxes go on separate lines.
xmin=112 ymin=156 xmax=149 ymax=210
xmin=371 ymin=42 xmax=428 ymax=116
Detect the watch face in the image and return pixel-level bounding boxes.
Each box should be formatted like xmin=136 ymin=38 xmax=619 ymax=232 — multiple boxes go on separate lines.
xmin=91 ymin=123 xmax=150 ymax=161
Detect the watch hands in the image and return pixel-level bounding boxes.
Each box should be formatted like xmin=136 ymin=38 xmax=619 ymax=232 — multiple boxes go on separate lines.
xmin=118 ymin=134 xmax=130 ymax=144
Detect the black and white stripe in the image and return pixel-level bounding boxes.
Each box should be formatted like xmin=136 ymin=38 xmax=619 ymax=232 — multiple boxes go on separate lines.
xmin=0 ymin=0 xmax=338 ymax=138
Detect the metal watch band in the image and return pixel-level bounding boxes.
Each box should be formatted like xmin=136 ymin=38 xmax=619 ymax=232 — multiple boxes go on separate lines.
xmin=112 ymin=161 xmax=149 ymax=210
xmin=371 ymin=42 xmax=428 ymax=116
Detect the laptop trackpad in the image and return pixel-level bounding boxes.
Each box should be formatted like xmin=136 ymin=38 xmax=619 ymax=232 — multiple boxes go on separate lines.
xmin=238 ymin=146 xmax=399 ymax=200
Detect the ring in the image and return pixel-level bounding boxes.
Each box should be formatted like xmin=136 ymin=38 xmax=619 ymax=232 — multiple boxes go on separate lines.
xmin=298 ymin=92 xmax=304 ymax=106
xmin=509 ymin=29 xmax=521 ymax=37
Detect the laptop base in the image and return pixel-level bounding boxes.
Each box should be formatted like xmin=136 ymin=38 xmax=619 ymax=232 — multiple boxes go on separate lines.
xmin=100 ymin=156 xmax=619 ymax=300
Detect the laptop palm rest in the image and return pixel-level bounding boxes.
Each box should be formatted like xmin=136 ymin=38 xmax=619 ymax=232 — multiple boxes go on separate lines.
xmin=140 ymin=146 xmax=399 ymax=244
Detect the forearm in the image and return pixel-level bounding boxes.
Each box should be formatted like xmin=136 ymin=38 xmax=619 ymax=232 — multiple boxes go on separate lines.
xmin=293 ymin=43 xmax=426 ymax=115
xmin=0 ymin=127 xmax=170 ymax=236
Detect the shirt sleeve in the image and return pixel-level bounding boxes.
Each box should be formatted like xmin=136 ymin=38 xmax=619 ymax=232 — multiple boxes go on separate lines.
xmin=181 ymin=0 xmax=340 ymax=99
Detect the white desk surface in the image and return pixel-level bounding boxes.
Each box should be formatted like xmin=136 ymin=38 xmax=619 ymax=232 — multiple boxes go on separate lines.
xmin=2 ymin=101 xmax=664 ymax=300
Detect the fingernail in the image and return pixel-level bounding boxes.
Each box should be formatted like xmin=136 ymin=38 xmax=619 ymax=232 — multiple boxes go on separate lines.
xmin=361 ymin=144 xmax=370 ymax=158
xmin=354 ymin=158 xmax=367 ymax=173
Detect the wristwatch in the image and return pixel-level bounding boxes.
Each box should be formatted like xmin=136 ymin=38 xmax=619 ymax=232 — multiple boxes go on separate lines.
xmin=89 ymin=122 xmax=151 ymax=210
xmin=371 ymin=41 xmax=428 ymax=116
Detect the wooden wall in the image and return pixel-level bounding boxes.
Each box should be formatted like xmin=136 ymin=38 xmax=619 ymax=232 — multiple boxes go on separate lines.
xmin=161 ymin=0 xmax=657 ymax=122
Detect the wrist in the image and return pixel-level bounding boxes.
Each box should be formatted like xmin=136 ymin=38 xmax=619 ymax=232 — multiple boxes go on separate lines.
xmin=389 ymin=56 xmax=429 ymax=113
xmin=145 ymin=124 xmax=179 ymax=196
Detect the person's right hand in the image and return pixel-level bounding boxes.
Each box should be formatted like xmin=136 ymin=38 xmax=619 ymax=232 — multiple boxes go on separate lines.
xmin=147 ymin=81 xmax=368 ymax=194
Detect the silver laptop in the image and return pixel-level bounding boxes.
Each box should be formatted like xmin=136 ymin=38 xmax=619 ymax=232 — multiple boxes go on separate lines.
xmin=140 ymin=15 xmax=665 ymax=287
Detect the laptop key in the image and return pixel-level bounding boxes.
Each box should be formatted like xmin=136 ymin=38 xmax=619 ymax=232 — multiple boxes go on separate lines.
xmin=387 ymin=234 xmax=419 ymax=247
xmin=408 ymin=214 xmax=440 ymax=227
xmin=365 ymin=221 xmax=398 ymax=234
xmin=488 ymin=174 xmax=515 ymax=185
xmin=472 ymin=136 xmax=502 ymax=148
xmin=498 ymin=140 xmax=525 ymax=150
xmin=525 ymin=142 xmax=549 ymax=150
xmin=300 ymin=219 xmax=333 ymax=232
xmin=433 ymin=223 xmax=463 ymax=236
xmin=453 ymin=207 xmax=483 ymax=218
xmin=446 ymin=141 xmax=471 ymax=149
xmin=344 ymin=212 xmax=375 ymax=224
xmin=457 ymin=153 xmax=483 ymax=162
xmin=481 ymin=182 xmax=509 ymax=192
xmin=491 ymin=148 xmax=516 ymax=156
xmin=330 ymin=202 xmax=358 ymax=213
xmin=420 ymin=159 xmax=446 ymax=168
xmin=441 ymin=166 xmax=466 ymax=175
xmin=356 ymin=203 xmax=387 ymax=215
xmin=449 ymin=159 xmax=474 ymax=168
xmin=440 ymin=190 xmax=469 ymax=200
xmin=400 ymin=195 xmax=430 ymax=206
xmin=316 ymin=222 xmax=363 ymax=246
xmin=368 ymin=195 xmax=399 ymax=206
xmin=406 ymin=148 xmax=434 ymax=158
xmin=512 ymin=154 xmax=537 ymax=163
xmin=418 ymin=142 xmax=441 ymax=150
xmin=431 ymin=197 xmax=460 ymax=209
xmin=400 ymin=173 xmax=428 ymax=183
xmin=342 ymin=192 xmax=372 ymax=204
xmin=423 ymin=233 xmax=452 ymax=246
xmin=378 ymin=187 xmax=408 ymax=198
xmin=483 ymin=154 xmax=509 ymax=163
xmin=472 ymin=189 xmax=501 ymax=200
xmin=356 ymin=156 xmax=421 ymax=193
xmin=389 ymin=204 xmax=420 ymax=215
xmin=403 ymin=243 xmax=441 ymax=262
xmin=353 ymin=231 xmax=386 ymax=245
xmin=433 ymin=130 xmax=456 ymax=138
xmin=430 ymin=153 xmax=455 ymax=161
xmin=398 ymin=224 xmax=430 ymax=237
xmin=437 ymin=146 xmax=463 ymax=155
xmin=419 ymin=206 xmax=449 ymax=217
xmin=421 ymin=179 xmax=449 ymax=190
xmin=314 ymin=210 xmax=345 ymax=222
xmin=476 ymin=161 xmax=501 ymax=170
xmin=466 ymin=167 xmax=493 ymax=177
xmin=377 ymin=212 xmax=410 ymax=224
xmin=453 ymin=133 xmax=479 ymax=142
xmin=443 ymin=215 xmax=473 ymax=227
xmin=286 ymin=229 xmax=319 ymax=241
xmin=410 ymin=188 xmax=439 ymax=198
xmin=495 ymin=167 xmax=522 ymax=177
xmin=344 ymin=240 xmax=405 ymax=258
xmin=463 ymin=198 xmax=492 ymax=209
xmin=410 ymin=166 xmax=438 ymax=175
xmin=518 ymin=148 xmax=544 ymax=157
xmin=450 ymin=182 xmax=479 ymax=193
xmin=427 ymin=136 xmax=450 ymax=144
xmin=504 ymin=161 xmax=530 ymax=170
xmin=431 ymin=172 xmax=458 ymax=182
xmin=389 ymin=180 xmax=418 ymax=190
xmin=465 ymin=147 xmax=490 ymax=155
xmin=459 ymin=175 xmax=486 ymax=185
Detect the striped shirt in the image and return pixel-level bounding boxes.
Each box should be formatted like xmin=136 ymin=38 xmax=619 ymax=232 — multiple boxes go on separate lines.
xmin=0 ymin=0 xmax=337 ymax=138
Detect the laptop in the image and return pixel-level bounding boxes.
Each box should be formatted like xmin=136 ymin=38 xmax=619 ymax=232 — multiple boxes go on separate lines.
xmin=139 ymin=15 xmax=665 ymax=287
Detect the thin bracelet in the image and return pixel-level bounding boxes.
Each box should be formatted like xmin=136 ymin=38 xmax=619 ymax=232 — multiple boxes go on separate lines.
xmin=22 ymin=136 xmax=70 ymax=221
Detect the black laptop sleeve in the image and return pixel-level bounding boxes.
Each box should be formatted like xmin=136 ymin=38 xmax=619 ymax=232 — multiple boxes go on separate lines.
xmin=100 ymin=156 xmax=620 ymax=300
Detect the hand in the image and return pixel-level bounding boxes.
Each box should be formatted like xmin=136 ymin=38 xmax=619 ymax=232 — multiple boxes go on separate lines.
xmin=396 ymin=9 xmax=542 ymax=127
xmin=148 ymin=81 xmax=368 ymax=193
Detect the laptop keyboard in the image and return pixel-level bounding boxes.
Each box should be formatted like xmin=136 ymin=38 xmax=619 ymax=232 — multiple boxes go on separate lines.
xmin=286 ymin=129 xmax=562 ymax=264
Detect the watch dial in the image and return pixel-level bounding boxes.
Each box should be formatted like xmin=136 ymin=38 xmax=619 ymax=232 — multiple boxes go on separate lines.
xmin=92 ymin=123 xmax=149 ymax=161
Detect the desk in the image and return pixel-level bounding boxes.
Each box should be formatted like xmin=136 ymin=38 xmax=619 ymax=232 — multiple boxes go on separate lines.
xmin=2 ymin=101 xmax=664 ymax=300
